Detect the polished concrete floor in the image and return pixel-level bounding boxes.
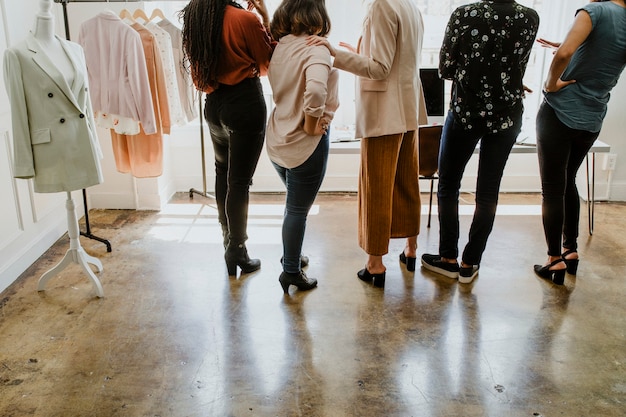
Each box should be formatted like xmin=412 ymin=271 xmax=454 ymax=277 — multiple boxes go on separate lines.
xmin=0 ymin=192 xmax=624 ymax=417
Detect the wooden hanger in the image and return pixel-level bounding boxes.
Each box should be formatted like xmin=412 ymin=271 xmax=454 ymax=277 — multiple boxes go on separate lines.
xmin=149 ymin=8 xmax=166 ymax=22
xmin=119 ymin=9 xmax=135 ymax=22
xmin=132 ymin=9 xmax=150 ymax=22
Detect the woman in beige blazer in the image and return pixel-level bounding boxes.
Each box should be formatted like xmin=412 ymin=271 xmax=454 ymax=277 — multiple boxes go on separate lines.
xmin=309 ymin=0 xmax=426 ymax=287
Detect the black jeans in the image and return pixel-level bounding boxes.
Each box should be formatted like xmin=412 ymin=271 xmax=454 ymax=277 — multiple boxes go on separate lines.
xmin=437 ymin=111 xmax=520 ymax=265
xmin=536 ymin=101 xmax=599 ymax=256
xmin=204 ymin=78 xmax=266 ymax=245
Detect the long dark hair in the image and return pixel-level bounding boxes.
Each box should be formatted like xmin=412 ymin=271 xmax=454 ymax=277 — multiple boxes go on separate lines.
xmin=179 ymin=0 xmax=243 ymax=91
xmin=270 ymin=0 xmax=331 ymax=41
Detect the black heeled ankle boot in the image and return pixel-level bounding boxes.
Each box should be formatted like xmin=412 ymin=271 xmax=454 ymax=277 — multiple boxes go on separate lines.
xmin=533 ymin=259 xmax=566 ymax=285
xmin=399 ymin=252 xmax=416 ymax=272
xmin=279 ymin=271 xmax=317 ymax=294
xmin=224 ymin=242 xmax=260 ymax=276
xmin=562 ymin=249 xmax=579 ymax=275
xmin=357 ymin=268 xmax=386 ymax=288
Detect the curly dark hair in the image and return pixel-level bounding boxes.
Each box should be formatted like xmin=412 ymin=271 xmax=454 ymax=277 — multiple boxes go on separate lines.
xmin=270 ymin=0 xmax=331 ymax=41
xmin=179 ymin=0 xmax=243 ymax=91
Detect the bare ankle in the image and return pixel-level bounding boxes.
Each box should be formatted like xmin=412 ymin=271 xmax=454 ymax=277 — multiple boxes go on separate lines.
xmin=562 ymin=248 xmax=578 ymax=259
xmin=404 ymin=246 xmax=417 ymax=257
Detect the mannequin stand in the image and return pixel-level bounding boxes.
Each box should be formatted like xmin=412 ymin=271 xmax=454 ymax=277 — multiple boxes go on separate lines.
xmin=38 ymin=192 xmax=104 ymax=297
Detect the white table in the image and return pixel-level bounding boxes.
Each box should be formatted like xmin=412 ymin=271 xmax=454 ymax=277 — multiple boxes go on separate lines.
xmin=329 ymin=139 xmax=611 ymax=235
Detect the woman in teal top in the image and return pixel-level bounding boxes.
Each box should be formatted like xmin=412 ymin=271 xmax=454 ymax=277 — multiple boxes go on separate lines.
xmin=534 ymin=0 xmax=626 ymax=284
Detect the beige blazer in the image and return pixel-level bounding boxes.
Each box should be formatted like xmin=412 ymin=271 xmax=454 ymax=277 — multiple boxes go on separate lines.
xmin=333 ymin=0 xmax=425 ymax=139
xmin=3 ymin=34 xmax=103 ymax=193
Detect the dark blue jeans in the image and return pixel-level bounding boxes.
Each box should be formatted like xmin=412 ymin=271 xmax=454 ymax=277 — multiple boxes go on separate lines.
xmin=204 ymin=78 xmax=266 ymax=245
xmin=272 ymin=133 xmax=329 ymax=273
xmin=437 ymin=112 xmax=520 ymax=265
xmin=536 ymin=101 xmax=599 ymax=256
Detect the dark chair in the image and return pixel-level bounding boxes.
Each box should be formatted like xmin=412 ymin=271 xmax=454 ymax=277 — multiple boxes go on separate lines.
xmin=418 ymin=124 xmax=443 ymax=228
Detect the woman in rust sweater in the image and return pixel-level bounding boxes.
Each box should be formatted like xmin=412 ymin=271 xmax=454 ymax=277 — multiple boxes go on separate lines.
xmin=181 ymin=0 xmax=275 ymax=276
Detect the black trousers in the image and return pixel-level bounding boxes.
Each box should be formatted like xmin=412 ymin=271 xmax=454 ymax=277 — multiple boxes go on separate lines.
xmin=437 ymin=111 xmax=519 ymax=265
xmin=204 ymin=77 xmax=266 ymax=245
xmin=536 ymin=101 xmax=599 ymax=256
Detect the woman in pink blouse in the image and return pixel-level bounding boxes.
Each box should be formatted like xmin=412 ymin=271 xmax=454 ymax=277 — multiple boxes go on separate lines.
xmin=266 ymin=0 xmax=338 ymax=294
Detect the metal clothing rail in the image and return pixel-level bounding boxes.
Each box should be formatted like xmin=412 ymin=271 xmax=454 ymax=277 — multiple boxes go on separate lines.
xmin=53 ymin=0 xmax=126 ymax=252
xmin=54 ymin=0 xmax=214 ymax=223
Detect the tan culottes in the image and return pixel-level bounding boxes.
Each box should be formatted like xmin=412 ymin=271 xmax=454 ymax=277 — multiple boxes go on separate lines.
xmin=358 ymin=131 xmax=421 ymax=256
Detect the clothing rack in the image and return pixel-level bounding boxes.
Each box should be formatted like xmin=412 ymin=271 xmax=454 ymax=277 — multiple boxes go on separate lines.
xmin=55 ymin=0 xmax=213 ymax=203
xmin=189 ymin=91 xmax=211 ymax=200
xmin=54 ymin=0 xmax=214 ymax=220
xmin=53 ymin=0 xmax=119 ymax=252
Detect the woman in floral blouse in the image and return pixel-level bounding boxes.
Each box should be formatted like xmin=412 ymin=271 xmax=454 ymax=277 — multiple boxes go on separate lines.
xmin=421 ymin=0 xmax=539 ymax=284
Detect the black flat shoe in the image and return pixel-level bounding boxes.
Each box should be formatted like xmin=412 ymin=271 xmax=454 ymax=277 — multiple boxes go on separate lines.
xmin=561 ymin=249 xmax=579 ymax=275
xmin=357 ymin=268 xmax=386 ymax=288
xmin=399 ymin=252 xmax=416 ymax=271
xmin=533 ymin=259 xmax=566 ymax=285
xmin=279 ymin=271 xmax=317 ymax=294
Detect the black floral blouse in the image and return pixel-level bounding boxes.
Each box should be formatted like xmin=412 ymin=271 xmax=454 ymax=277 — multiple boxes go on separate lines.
xmin=439 ymin=0 xmax=539 ymax=132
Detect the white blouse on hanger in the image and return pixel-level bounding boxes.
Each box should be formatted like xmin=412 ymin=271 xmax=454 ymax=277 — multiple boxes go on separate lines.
xmin=157 ymin=18 xmax=198 ymax=123
xmin=146 ymin=22 xmax=186 ymax=127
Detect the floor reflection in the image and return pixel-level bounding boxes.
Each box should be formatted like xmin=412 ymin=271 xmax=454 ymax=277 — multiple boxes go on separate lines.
xmin=0 ymin=193 xmax=624 ymax=416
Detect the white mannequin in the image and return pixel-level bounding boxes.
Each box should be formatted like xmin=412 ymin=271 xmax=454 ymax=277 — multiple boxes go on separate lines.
xmin=33 ymin=0 xmax=74 ymax=79
xmin=32 ymin=0 xmax=105 ymax=298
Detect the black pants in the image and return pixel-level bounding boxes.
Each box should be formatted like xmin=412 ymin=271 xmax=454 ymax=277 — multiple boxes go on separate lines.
xmin=204 ymin=78 xmax=266 ymax=245
xmin=437 ymin=111 xmax=520 ymax=265
xmin=536 ymin=101 xmax=599 ymax=256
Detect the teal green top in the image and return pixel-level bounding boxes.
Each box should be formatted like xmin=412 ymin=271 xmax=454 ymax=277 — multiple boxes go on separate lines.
xmin=544 ymin=1 xmax=626 ymax=132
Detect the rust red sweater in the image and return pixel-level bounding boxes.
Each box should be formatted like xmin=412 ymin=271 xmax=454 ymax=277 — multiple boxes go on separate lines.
xmin=202 ymin=5 xmax=275 ymax=93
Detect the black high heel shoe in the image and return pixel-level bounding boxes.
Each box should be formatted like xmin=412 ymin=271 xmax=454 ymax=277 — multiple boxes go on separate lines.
xmin=357 ymin=268 xmax=386 ymax=288
xmin=279 ymin=271 xmax=317 ymax=294
xmin=533 ymin=259 xmax=566 ymax=285
xmin=561 ymin=249 xmax=579 ymax=275
xmin=399 ymin=252 xmax=416 ymax=271
xmin=224 ymin=242 xmax=261 ymax=275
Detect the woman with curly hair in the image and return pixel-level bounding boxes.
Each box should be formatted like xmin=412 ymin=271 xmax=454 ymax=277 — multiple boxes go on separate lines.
xmin=180 ymin=0 xmax=275 ymax=276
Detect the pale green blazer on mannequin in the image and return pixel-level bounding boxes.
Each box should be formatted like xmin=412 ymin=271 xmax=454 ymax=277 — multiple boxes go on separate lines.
xmin=333 ymin=0 xmax=426 ymax=139
xmin=3 ymin=33 xmax=103 ymax=193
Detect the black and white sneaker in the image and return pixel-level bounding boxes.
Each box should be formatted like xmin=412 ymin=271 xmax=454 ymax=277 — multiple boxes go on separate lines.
xmin=459 ymin=264 xmax=479 ymax=284
xmin=421 ymin=254 xmax=460 ymax=279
